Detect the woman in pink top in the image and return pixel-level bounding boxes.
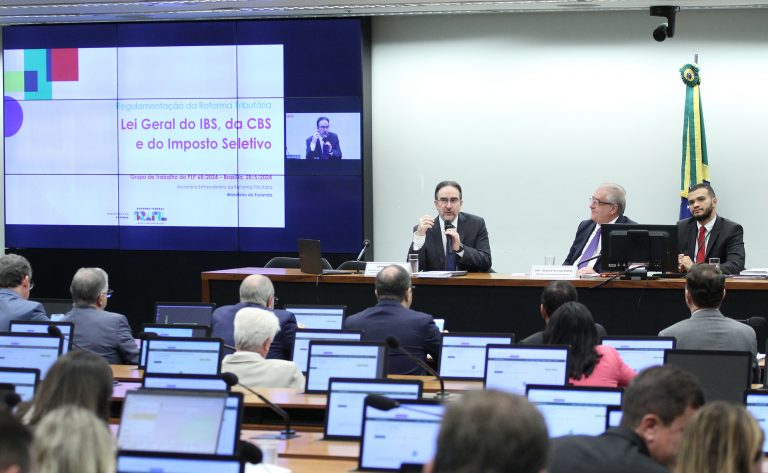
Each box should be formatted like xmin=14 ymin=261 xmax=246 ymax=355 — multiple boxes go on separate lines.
xmin=543 ymin=302 xmax=636 ymax=388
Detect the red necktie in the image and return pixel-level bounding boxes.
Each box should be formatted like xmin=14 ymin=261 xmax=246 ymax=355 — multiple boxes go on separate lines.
xmin=695 ymin=226 xmax=706 ymax=263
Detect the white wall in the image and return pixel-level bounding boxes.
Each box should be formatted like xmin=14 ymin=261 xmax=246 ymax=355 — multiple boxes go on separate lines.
xmin=370 ymin=9 xmax=768 ymax=272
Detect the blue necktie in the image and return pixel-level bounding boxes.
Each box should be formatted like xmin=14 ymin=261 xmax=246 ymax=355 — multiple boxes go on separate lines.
xmin=577 ymin=227 xmax=601 ymax=269
xmin=445 ymin=223 xmax=457 ymax=271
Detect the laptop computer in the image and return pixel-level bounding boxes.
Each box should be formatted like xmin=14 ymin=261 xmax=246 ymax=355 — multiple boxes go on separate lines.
xmin=291 ymin=328 xmax=363 ymax=373
xmin=297 ymin=239 xmax=349 ymax=275
xmin=143 ymin=337 xmax=223 ymax=375
xmin=744 ymin=390 xmax=768 ymax=454
xmin=664 ymin=349 xmax=752 ymax=403
xmin=9 ymin=320 xmax=74 ymax=354
xmin=526 ymin=384 xmax=623 ymax=437
xmin=139 ymin=324 xmax=212 ymax=368
xmin=116 ymin=451 xmax=243 ymax=473
xmin=283 ymin=304 xmax=347 ymax=330
xmin=142 ymin=373 xmax=228 ymax=391
xmin=154 ymin=302 xmax=215 ymax=326
xmin=305 ymin=340 xmax=387 ymax=393
xmin=483 ymin=344 xmax=569 ymax=395
xmin=0 ymin=332 xmax=64 ymax=379
xmin=600 ymin=335 xmax=676 ymax=372
xmin=438 ymin=332 xmax=515 ymax=380
xmin=324 ymin=377 xmax=423 ymax=440
xmin=0 ymin=367 xmax=39 ymax=402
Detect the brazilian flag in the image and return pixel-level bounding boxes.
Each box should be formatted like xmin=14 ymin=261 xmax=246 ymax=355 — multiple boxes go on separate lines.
xmin=679 ymin=63 xmax=709 ymax=219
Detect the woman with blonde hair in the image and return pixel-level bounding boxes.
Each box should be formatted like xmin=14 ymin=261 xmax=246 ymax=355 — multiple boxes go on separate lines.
xmin=676 ymin=401 xmax=764 ymax=473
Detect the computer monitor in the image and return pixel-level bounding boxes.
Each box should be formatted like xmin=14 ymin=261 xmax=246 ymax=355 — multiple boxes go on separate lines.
xmin=483 ymin=344 xmax=569 ymax=395
xmin=0 ymin=367 xmax=39 ymax=402
xmin=283 ymin=304 xmax=346 ymax=330
xmin=291 ymin=328 xmax=363 ymax=373
xmin=359 ymin=398 xmax=444 ymax=471
xmin=305 ymin=341 xmax=387 ymax=393
xmin=142 ymin=373 xmax=228 ymax=391
xmin=139 ymin=324 xmax=212 ymax=368
xmin=31 ymin=298 xmax=73 ymax=321
xmin=155 ymin=302 xmax=215 ymax=326
xmin=438 ymin=332 xmax=515 ymax=380
xmin=9 ymin=320 xmax=74 ymax=354
xmin=664 ymin=349 xmax=751 ymax=403
xmin=601 ymin=224 xmax=678 ymax=273
xmin=117 ymin=389 xmax=228 ymax=454
xmin=0 ymin=333 xmax=63 ymax=379
xmin=116 ymin=452 xmax=243 ymax=473
xmin=526 ymin=385 xmax=623 ymax=437
xmin=744 ymin=390 xmax=768 ymax=454
xmin=600 ymin=336 xmax=676 ymax=372
xmin=606 ymin=406 xmax=623 ymax=430
xmin=144 ymin=337 xmax=223 ymax=375
xmin=324 ymin=377 xmax=423 ymax=440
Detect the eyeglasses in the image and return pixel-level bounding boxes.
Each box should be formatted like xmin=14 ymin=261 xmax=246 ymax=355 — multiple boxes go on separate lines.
xmin=103 ymin=289 xmax=114 ymax=299
xmin=436 ymin=197 xmax=461 ymax=205
xmin=589 ymin=197 xmax=614 ymax=207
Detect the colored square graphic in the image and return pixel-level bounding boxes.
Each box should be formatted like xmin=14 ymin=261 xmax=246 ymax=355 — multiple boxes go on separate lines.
xmin=24 ymin=49 xmax=51 ymax=100
xmin=3 ymin=71 xmax=25 ymax=92
xmin=50 ymin=49 xmax=79 ymax=81
xmin=24 ymin=71 xmax=38 ymax=92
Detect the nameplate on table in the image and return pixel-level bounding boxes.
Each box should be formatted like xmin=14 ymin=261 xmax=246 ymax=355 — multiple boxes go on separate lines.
xmin=530 ymin=265 xmax=578 ymax=280
xmin=364 ymin=262 xmax=410 ymax=277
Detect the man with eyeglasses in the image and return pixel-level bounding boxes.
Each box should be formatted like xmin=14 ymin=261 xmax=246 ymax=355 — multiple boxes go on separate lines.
xmin=0 ymin=253 xmax=47 ymax=331
xmin=676 ymin=182 xmax=745 ymax=275
xmin=564 ymin=183 xmax=636 ymax=275
xmin=407 ymin=180 xmax=492 ymax=272
xmin=62 ymin=267 xmax=139 ymax=365
xmin=305 ymin=116 xmax=342 ymax=159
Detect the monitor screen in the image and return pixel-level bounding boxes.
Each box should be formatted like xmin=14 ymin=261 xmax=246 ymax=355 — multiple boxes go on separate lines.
xmin=116 ymin=452 xmax=242 ymax=473
xmin=144 ymin=338 xmax=222 ymax=375
xmin=600 ymin=336 xmax=676 ymax=372
xmin=0 ymin=367 xmax=39 ymax=402
xmin=118 ymin=389 xmax=228 ymax=454
xmin=0 ymin=333 xmax=63 ymax=379
xmin=359 ymin=399 xmax=444 ymax=471
xmin=601 ymin=224 xmax=678 ymax=273
xmin=484 ymin=345 xmax=569 ymax=395
xmin=291 ymin=329 xmax=363 ymax=373
xmin=745 ymin=391 xmax=768 ymax=454
xmin=324 ymin=378 xmax=422 ymax=440
xmin=155 ymin=304 xmax=215 ymax=326
xmin=526 ymin=385 xmax=623 ymax=437
xmin=284 ymin=305 xmax=346 ymax=330
xmin=9 ymin=321 xmax=74 ymax=354
xmin=142 ymin=374 xmax=228 ymax=391
xmin=606 ymin=406 xmax=623 ymax=430
xmin=438 ymin=333 xmax=515 ymax=380
xmin=140 ymin=324 xmax=212 ymax=368
xmin=664 ymin=349 xmax=751 ymax=403
xmin=306 ymin=341 xmax=386 ymax=393
xmin=31 ymin=298 xmax=72 ymax=319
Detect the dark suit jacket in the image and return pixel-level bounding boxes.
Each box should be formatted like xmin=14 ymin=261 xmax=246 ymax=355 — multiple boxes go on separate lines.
xmin=62 ymin=306 xmax=139 ymax=365
xmin=0 ymin=288 xmax=48 ymax=331
xmin=305 ymin=132 xmax=342 ymax=159
xmin=211 ymin=302 xmax=297 ymax=360
xmin=407 ymin=212 xmax=492 ymax=272
xmin=677 ymin=215 xmax=745 ymax=275
xmin=343 ymin=299 xmax=442 ymax=375
xmin=563 ymin=215 xmax=636 ymax=272
xmin=520 ymin=323 xmax=607 ymax=344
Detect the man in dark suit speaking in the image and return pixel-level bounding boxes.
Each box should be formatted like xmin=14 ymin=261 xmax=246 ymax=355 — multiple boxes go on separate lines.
xmin=407 ymin=180 xmax=492 ymax=272
xmin=677 ymin=183 xmax=745 ymax=275
xmin=564 ymin=183 xmax=636 ymax=274
xmin=305 ymin=116 xmax=342 ymax=159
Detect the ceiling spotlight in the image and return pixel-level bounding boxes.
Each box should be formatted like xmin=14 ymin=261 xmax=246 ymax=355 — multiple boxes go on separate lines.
xmin=650 ymin=6 xmax=680 ymax=42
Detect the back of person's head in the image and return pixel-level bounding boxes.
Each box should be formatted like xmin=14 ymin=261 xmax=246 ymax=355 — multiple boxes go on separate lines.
xmin=239 ymin=274 xmax=274 ymax=306
xmin=0 ymin=254 xmax=32 ymax=289
xmin=675 ymin=402 xmax=763 ymax=473
xmin=0 ymin=410 xmax=32 ymax=473
xmin=430 ymin=390 xmax=548 ymax=473
xmin=375 ymin=265 xmax=411 ymax=302
xmin=234 ymin=307 xmax=280 ymax=352
xmin=540 ymin=281 xmax=578 ymax=317
xmin=33 ymin=406 xmax=115 ymax=473
xmin=543 ymin=301 xmax=599 ymax=379
xmin=685 ymin=263 xmax=725 ymax=308
xmin=621 ymin=366 xmax=704 ymax=429
xmin=20 ymin=350 xmax=113 ymax=426
xmin=70 ymin=267 xmax=109 ymax=307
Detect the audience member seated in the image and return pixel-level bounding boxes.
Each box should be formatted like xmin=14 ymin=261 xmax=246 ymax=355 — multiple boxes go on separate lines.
xmin=0 ymin=254 xmax=47 ymax=331
xmin=211 ymin=274 xmax=297 ymax=359
xmin=33 ymin=406 xmax=115 ymax=473
xmin=17 ymin=350 xmax=113 ymax=426
xmin=675 ymin=402 xmax=763 ymax=473
xmin=0 ymin=410 xmax=32 ymax=473
xmin=61 ymin=267 xmax=139 ymax=365
xmin=520 ymin=281 xmax=606 ymax=344
xmin=548 ymin=366 xmax=704 ymax=473
xmin=221 ymin=307 xmax=305 ymax=390
xmin=544 ymin=301 xmax=635 ymax=387
xmin=425 ymin=389 xmax=548 ymax=473
xmin=344 ymin=265 xmax=441 ymax=375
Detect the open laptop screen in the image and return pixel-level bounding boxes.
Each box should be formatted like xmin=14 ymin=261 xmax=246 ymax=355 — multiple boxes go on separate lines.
xmin=306 ymin=341 xmax=386 ymax=393
xmin=155 ymin=303 xmax=215 ymax=326
xmin=526 ymin=385 xmax=623 ymax=437
xmin=116 ymin=452 xmax=243 ymax=473
xmin=0 ymin=367 xmax=39 ymax=402
xmin=291 ymin=329 xmax=363 ymax=373
xmin=284 ymin=305 xmax=346 ymax=330
xmin=484 ymin=344 xmax=569 ymax=395
xmin=359 ymin=399 xmax=444 ymax=471
xmin=600 ymin=336 xmax=676 ymax=372
xmin=745 ymin=390 xmax=768 ymax=454
xmin=438 ymin=332 xmax=515 ymax=380
xmin=144 ymin=337 xmax=223 ymax=375
xmin=9 ymin=321 xmax=74 ymax=354
xmin=0 ymin=333 xmax=63 ymax=379
xmin=324 ymin=378 xmax=423 ymax=440
xmin=139 ymin=324 xmax=212 ymax=368
xmin=664 ymin=349 xmax=751 ymax=403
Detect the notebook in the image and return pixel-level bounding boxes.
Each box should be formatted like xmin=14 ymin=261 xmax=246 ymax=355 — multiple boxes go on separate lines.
xmin=526 ymin=385 xmax=623 ymax=437
xmin=297 ymin=239 xmax=350 ymax=275
xmin=0 ymin=367 xmax=39 ymax=402
xmin=291 ymin=328 xmax=363 ymax=373
xmin=664 ymin=349 xmax=752 ymax=403
xmin=0 ymin=333 xmax=63 ymax=379
xmin=305 ymin=341 xmax=387 ymax=393
xmin=155 ymin=302 xmax=215 ymax=326
xmin=9 ymin=320 xmax=74 ymax=354
xmin=143 ymin=337 xmax=223 ymax=375
xmin=283 ymin=304 xmax=346 ymax=330
xmin=139 ymin=324 xmax=212 ymax=368
xmin=116 ymin=451 xmax=243 ymax=473
xmin=438 ymin=332 xmax=515 ymax=380
xmin=600 ymin=336 xmax=676 ymax=372
xmin=483 ymin=344 xmax=569 ymax=395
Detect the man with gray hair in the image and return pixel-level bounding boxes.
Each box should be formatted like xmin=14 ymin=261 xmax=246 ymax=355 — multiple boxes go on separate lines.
xmin=221 ymin=307 xmax=305 ymax=390
xmin=211 ymin=274 xmax=297 ymax=360
xmin=0 ymin=253 xmax=47 ymax=331
xmin=563 ymin=183 xmax=636 ymax=275
xmin=61 ymin=268 xmax=139 ymax=365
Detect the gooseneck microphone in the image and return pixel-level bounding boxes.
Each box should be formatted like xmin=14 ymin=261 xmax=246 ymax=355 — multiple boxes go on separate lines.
xmin=356 ymin=239 xmax=371 ymax=262
xmin=47 ymin=323 xmax=85 ymax=351
xmin=238 ymin=440 xmax=264 ymax=465
xmin=385 ymin=336 xmax=448 ymax=399
xmin=222 ymin=372 xmax=299 ymax=439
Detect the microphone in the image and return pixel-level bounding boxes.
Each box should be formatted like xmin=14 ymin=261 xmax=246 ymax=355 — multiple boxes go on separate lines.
xmin=356 ymin=239 xmax=371 ymax=262
xmin=385 ymin=336 xmax=448 ymax=399
xmin=222 ymin=372 xmax=299 ymax=439
xmin=47 ymin=323 xmax=86 ymax=351
xmin=3 ymin=391 xmax=22 ymax=410
xmin=575 ymin=253 xmax=602 ymax=267
xmin=444 ymin=222 xmax=455 ymax=243
xmin=238 ymin=440 xmax=264 ymax=465
xmin=365 ymin=394 xmax=444 ymax=418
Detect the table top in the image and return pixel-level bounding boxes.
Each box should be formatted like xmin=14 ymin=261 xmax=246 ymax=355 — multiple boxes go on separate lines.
xmin=242 ymin=430 xmax=359 ymax=460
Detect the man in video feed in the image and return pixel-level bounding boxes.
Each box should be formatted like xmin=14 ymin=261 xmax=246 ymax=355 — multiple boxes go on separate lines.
xmin=305 ymin=116 xmax=342 ymax=159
